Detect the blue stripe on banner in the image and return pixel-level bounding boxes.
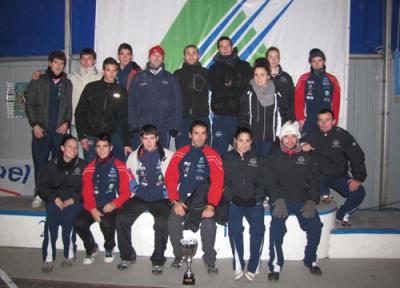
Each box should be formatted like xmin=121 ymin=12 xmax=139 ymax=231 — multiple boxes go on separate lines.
xmin=198 ymin=0 xmax=247 ymax=56
xmin=0 ymin=210 xmax=46 ymax=217
xmin=231 ymin=0 xmax=271 ymax=44
xmin=240 ymin=0 xmax=294 ymax=59
xmin=331 ymin=228 xmax=400 ymax=234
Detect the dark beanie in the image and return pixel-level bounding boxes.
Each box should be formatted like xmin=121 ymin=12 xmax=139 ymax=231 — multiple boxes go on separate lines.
xmin=308 ymin=48 xmax=326 ymax=63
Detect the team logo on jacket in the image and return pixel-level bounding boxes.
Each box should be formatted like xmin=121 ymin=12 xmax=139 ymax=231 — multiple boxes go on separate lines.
xmin=296 ymin=156 xmax=306 ymax=165
xmin=248 ymin=158 xmax=258 ymax=167
xmin=72 ymin=167 xmax=81 ymax=175
xmin=162 ymin=80 xmax=169 ymax=85
xmin=139 ymin=82 xmax=148 ymax=87
xmin=113 ymin=93 xmax=120 ymax=98
xmin=214 ymin=130 xmax=223 ymax=137
xmin=332 ymin=139 xmax=341 ymax=148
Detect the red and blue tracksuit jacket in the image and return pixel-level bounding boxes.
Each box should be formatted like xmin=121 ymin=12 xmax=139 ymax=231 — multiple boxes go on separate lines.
xmin=165 ymin=145 xmax=224 ymax=207
xmin=295 ymin=67 xmax=340 ymax=133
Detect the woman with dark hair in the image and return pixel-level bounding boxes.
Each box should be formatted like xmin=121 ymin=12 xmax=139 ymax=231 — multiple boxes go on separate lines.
xmin=223 ymin=127 xmax=267 ymax=282
xmin=38 ymin=134 xmax=86 ymax=273
xmin=239 ymin=58 xmax=289 ymax=157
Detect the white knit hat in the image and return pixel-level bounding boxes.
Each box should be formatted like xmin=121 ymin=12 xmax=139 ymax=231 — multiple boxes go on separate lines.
xmin=279 ymin=121 xmax=301 ymax=139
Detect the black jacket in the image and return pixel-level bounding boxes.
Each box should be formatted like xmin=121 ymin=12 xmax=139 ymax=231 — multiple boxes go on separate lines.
xmin=240 ymin=85 xmax=289 ymax=142
xmin=304 ymin=126 xmax=367 ymax=182
xmin=25 ymin=72 xmax=72 ymax=130
xmin=223 ymin=149 xmax=267 ymax=206
xmin=38 ymin=156 xmax=86 ymax=203
xmin=270 ymin=65 xmax=295 ymax=121
xmin=174 ymin=62 xmax=209 ymax=119
xmin=75 ymin=78 xmax=130 ymax=146
xmin=209 ymin=53 xmax=252 ymax=116
xmin=267 ymin=149 xmax=320 ymax=204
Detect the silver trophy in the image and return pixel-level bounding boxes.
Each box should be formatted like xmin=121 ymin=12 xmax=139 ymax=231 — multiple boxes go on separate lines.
xmin=181 ymin=238 xmax=198 ymax=285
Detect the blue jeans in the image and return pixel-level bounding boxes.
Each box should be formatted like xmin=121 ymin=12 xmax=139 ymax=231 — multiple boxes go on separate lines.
xmin=211 ymin=115 xmax=238 ymax=157
xmin=228 ymin=202 xmax=265 ymax=273
xmin=253 ymin=140 xmax=274 ymax=158
xmin=42 ymin=202 xmax=83 ymax=262
xmin=268 ymin=202 xmax=322 ymax=272
xmin=320 ymin=175 xmax=366 ymax=220
xmin=32 ymin=130 xmax=64 ymax=188
xmin=175 ymin=117 xmax=211 ymax=150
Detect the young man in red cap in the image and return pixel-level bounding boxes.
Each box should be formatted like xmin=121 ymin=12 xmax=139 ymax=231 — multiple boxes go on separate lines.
xmin=128 ymin=45 xmax=182 ymax=149
xmin=295 ymin=48 xmax=341 ymax=136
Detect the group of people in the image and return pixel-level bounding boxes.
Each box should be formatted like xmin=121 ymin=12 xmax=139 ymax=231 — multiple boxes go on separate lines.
xmin=25 ymin=35 xmax=367 ymax=281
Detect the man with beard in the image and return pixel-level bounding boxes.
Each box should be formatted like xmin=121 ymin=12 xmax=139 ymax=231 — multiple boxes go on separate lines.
xmin=267 ymin=121 xmax=322 ymax=280
xmin=174 ymin=45 xmax=210 ymax=149
xmin=128 ymin=45 xmax=182 ymax=148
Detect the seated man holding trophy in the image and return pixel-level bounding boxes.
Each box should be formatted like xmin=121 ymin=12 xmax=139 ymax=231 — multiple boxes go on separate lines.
xmin=165 ymin=120 xmax=224 ymax=279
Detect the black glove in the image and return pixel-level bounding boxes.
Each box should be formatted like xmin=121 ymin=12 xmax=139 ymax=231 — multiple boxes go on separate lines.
xmin=169 ymin=129 xmax=180 ymax=137
xmin=272 ymin=198 xmax=288 ymax=219
xmin=300 ymin=200 xmax=317 ymax=219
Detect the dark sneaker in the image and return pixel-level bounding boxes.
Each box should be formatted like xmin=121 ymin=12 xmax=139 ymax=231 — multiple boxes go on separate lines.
xmin=61 ymin=258 xmax=74 ymax=267
xmin=268 ymin=271 xmax=280 ymax=281
xmin=309 ymin=265 xmax=322 ymax=275
xmin=206 ymin=263 xmax=218 ymax=274
xmin=171 ymin=256 xmax=184 ymax=268
xmin=152 ymin=265 xmax=163 ymax=275
xmin=42 ymin=261 xmax=53 ymax=273
xmin=117 ymin=260 xmax=133 ymax=270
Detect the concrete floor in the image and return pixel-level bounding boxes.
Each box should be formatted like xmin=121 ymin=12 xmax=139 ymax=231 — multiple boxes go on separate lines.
xmin=0 ymin=247 xmax=399 ymax=288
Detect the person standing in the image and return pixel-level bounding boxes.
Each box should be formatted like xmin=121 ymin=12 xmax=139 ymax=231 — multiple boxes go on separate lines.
xmin=209 ymin=36 xmax=252 ymax=156
xmin=116 ymin=43 xmax=141 ymax=90
xmin=240 ymin=58 xmax=289 ymax=158
xmin=128 ymin=45 xmax=182 ymax=148
xmin=295 ymin=48 xmax=340 ymax=135
xmin=25 ymin=50 xmax=72 ymax=208
xmin=266 ymin=46 xmax=295 ymax=122
xmin=174 ymin=44 xmax=210 ymax=149
xmin=75 ymin=57 xmax=132 ymax=162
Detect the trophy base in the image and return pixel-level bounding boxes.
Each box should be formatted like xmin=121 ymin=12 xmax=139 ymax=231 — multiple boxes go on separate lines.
xmin=183 ymin=274 xmax=196 ymax=285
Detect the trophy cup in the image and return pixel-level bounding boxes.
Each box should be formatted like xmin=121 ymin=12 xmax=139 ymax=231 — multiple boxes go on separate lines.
xmin=181 ymin=238 xmax=198 ymax=285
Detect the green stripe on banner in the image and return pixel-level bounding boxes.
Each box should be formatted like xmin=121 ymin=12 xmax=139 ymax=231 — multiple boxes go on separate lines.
xmin=201 ymin=10 xmax=247 ymax=65
xmin=161 ymin=0 xmax=236 ymax=72
xmin=248 ymin=44 xmax=267 ymax=66
xmin=236 ymin=27 xmax=256 ymax=53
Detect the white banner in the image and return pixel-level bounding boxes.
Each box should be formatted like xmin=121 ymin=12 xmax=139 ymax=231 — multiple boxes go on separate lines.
xmin=0 ymin=159 xmax=35 ymax=197
xmin=95 ymin=0 xmax=349 ymax=127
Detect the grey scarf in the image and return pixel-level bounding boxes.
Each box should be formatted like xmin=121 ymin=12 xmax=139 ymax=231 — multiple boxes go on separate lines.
xmin=250 ymin=79 xmax=275 ymax=107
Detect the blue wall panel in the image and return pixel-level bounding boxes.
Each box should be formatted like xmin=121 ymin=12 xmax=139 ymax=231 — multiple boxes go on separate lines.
xmin=0 ymin=0 xmax=95 ymax=57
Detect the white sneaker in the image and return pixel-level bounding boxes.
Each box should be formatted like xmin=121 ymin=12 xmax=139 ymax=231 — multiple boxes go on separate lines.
xmin=245 ymin=271 xmax=255 ymax=282
xmin=32 ymin=196 xmax=43 ymax=208
xmin=104 ymin=250 xmax=115 ymax=263
xmin=235 ymin=269 xmax=244 ymax=280
xmin=83 ymin=255 xmax=94 ymax=265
